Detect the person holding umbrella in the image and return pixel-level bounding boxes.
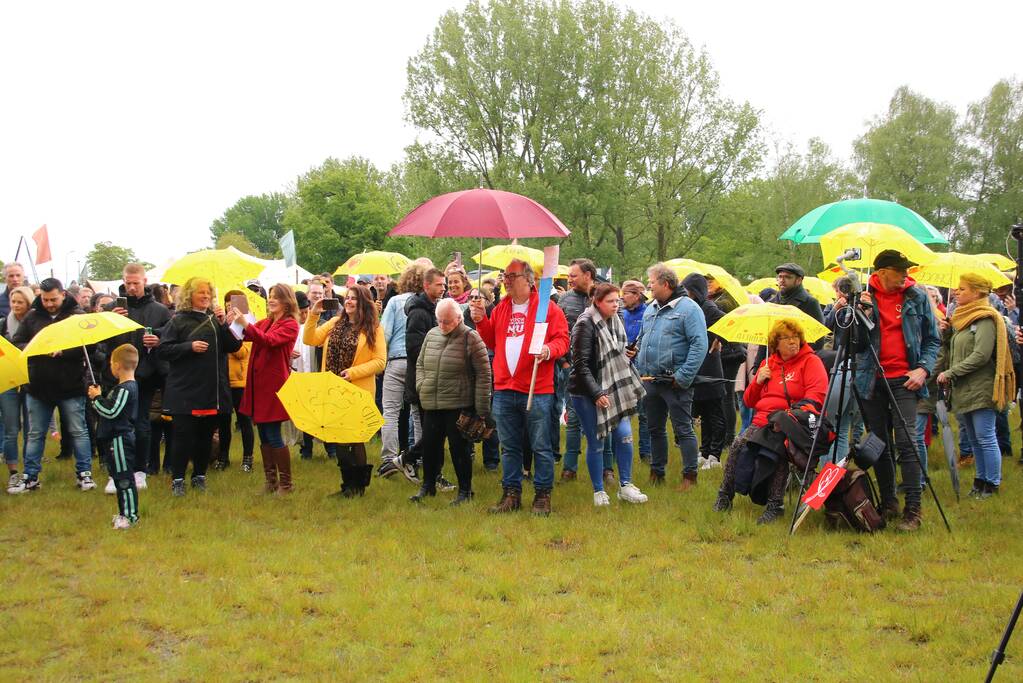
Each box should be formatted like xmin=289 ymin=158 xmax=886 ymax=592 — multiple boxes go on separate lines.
xmin=9 ymin=278 xmax=96 ymax=493
xmin=157 ymin=277 xmax=242 ymax=497
xmin=228 ymin=284 xmax=300 ymax=493
xmin=935 ymin=273 xmax=1016 ymax=498
xmin=304 ymin=284 xmax=386 ymax=497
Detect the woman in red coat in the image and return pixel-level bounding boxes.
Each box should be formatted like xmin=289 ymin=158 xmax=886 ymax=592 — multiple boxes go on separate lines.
xmin=713 ymin=319 xmax=828 ymax=524
xmin=228 ymin=284 xmax=300 ymax=493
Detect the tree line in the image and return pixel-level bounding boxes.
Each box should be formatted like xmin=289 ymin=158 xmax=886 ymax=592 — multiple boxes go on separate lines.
xmin=205 ymin=0 xmax=1023 ymax=282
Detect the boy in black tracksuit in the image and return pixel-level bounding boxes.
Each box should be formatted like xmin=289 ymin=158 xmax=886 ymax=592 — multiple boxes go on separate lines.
xmin=88 ymin=344 xmax=140 ymax=529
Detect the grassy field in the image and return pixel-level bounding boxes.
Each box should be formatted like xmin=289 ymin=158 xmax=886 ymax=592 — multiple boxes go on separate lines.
xmin=1 ymin=423 xmax=1020 ymax=682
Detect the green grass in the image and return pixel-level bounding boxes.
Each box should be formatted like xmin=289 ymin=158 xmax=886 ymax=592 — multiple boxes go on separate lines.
xmin=0 ymin=423 xmax=1020 ymax=681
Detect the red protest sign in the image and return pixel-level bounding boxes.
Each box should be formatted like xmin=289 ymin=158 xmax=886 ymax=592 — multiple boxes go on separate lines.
xmin=801 ymin=462 xmax=847 ymax=510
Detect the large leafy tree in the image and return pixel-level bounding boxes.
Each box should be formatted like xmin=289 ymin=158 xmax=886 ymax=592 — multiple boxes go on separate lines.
xmin=209 ymin=192 xmax=290 ymax=256
xmin=85 ymin=242 xmax=153 ymax=280
xmin=853 ymin=86 xmax=972 ymax=240
xmin=403 ymin=0 xmax=762 ymax=274
xmin=962 ymin=79 xmax=1023 ymax=252
xmin=281 ymin=157 xmax=403 ymax=274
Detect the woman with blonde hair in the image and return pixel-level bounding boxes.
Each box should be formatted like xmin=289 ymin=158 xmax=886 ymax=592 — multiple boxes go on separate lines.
xmin=304 ymin=284 xmax=386 ymax=496
xmin=1 ymin=286 xmax=34 ymax=489
xmin=936 ymin=273 xmax=1016 ymax=497
xmin=158 ymin=277 xmax=242 ymax=496
xmin=229 ymin=284 xmax=300 ymax=493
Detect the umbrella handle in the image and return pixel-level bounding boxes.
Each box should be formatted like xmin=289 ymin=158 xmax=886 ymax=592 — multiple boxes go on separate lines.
xmin=82 ymin=344 xmax=95 ymax=385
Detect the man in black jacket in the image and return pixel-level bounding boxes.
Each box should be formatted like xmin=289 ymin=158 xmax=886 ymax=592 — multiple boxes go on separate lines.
xmin=772 ymin=263 xmax=824 ymax=329
xmin=100 ymin=263 xmax=171 ymax=483
xmin=682 ymin=274 xmax=728 ymax=469
xmin=9 ymin=278 xmax=96 ymax=493
xmin=400 ymin=268 xmax=445 ymax=482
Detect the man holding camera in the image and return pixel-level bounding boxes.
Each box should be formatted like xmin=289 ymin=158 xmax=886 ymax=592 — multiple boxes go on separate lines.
xmin=843 ymin=249 xmax=939 ymax=531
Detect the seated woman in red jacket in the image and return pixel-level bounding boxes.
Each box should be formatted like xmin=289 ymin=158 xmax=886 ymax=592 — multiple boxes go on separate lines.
xmin=713 ymin=319 xmax=827 ymax=524
xmin=227 ymin=284 xmax=300 ymax=494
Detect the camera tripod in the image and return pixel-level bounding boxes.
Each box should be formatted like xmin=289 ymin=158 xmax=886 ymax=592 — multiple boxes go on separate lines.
xmin=788 ymin=278 xmax=951 ymax=535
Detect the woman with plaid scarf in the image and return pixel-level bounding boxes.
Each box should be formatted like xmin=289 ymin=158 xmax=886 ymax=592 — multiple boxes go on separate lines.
xmin=569 ymin=283 xmax=649 ymax=507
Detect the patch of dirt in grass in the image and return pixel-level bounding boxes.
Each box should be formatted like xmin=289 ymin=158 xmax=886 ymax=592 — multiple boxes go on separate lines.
xmin=545 ymin=536 xmax=579 ymax=550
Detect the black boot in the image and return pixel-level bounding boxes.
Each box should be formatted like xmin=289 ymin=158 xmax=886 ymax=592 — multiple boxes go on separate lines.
xmin=712 ymin=490 xmax=733 ymax=512
xmin=968 ymin=477 xmax=984 ymax=498
xmin=450 ymin=490 xmax=474 ymax=506
xmin=409 ymin=483 xmax=437 ymax=503
xmin=333 ymin=465 xmax=358 ymax=498
xmin=979 ymin=480 xmax=999 ymax=499
xmin=756 ymin=500 xmax=784 ymax=525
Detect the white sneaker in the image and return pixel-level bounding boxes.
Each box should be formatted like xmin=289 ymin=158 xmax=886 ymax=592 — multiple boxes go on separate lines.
xmin=112 ymin=514 xmax=133 ymax=530
xmin=618 ymin=482 xmax=649 ymax=504
xmin=105 ymin=477 xmax=116 ymax=495
xmin=697 ymin=455 xmax=708 ymax=468
xmin=707 ymin=456 xmax=721 ymax=469
xmin=77 ymin=472 xmax=96 ymax=491
xmin=593 ymin=490 xmax=611 ymax=506
xmin=7 ymin=472 xmax=22 ymax=492
xmin=134 ymin=471 xmax=148 ymax=490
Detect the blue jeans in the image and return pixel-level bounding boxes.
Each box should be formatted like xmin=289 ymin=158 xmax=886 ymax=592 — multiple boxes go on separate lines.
xmin=25 ymin=395 xmax=92 ymax=478
xmin=739 ymin=399 xmax=755 ymax=432
xmin=493 ymin=390 xmax=554 ymax=491
xmin=1 ymin=388 xmax=26 ymax=465
xmin=957 ymin=414 xmax=972 ymax=456
xmin=571 ymin=395 xmax=634 ymax=491
xmin=915 ymin=413 xmax=930 ymax=485
xmin=644 ymin=382 xmax=699 ymax=475
xmin=550 ymin=364 xmax=568 ymax=460
xmin=961 ymin=408 xmax=1000 ymax=486
xmin=996 ymin=405 xmax=1012 ymax=455
xmin=257 ymin=421 xmax=285 ymax=448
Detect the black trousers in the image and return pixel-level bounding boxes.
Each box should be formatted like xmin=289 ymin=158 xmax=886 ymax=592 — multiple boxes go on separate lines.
xmin=860 ymin=378 xmax=922 ymax=507
xmin=421 ymin=409 xmax=472 ymax=493
xmin=132 ymin=377 xmax=160 ymax=473
xmin=694 ymin=395 xmax=726 ymax=459
xmin=218 ymin=387 xmax=254 ymax=462
xmin=170 ymin=414 xmax=218 ymax=480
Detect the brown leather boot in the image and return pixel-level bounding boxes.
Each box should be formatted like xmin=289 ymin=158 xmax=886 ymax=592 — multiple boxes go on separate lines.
xmin=676 ymin=471 xmax=698 ymax=492
xmin=896 ymin=504 xmax=922 ymax=531
xmin=489 ymin=487 xmax=521 ymax=513
xmin=880 ymin=498 xmax=901 ymax=522
xmin=260 ymin=444 xmax=278 ymax=493
xmin=275 ymin=447 xmax=293 ymax=494
xmin=531 ymin=489 xmax=552 ymax=516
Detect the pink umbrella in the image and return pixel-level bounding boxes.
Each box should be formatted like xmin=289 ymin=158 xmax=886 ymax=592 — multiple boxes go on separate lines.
xmin=389 ymin=188 xmax=570 ymax=239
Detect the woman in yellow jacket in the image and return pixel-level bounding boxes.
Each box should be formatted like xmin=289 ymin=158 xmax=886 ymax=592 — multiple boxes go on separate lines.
xmin=304 ymin=284 xmax=386 ymax=496
xmin=217 ymin=290 xmax=255 ymax=472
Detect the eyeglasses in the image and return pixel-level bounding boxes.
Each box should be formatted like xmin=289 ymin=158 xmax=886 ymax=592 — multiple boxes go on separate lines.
xmin=504 ymin=272 xmax=525 ymax=281
xmin=777 ymin=335 xmax=800 ymax=343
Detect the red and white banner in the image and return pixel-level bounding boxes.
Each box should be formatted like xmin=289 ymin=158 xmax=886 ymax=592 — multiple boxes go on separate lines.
xmin=800 ymin=462 xmax=847 ymax=510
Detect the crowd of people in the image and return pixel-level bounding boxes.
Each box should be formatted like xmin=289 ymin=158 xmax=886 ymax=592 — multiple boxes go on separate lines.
xmin=0 ymin=246 xmax=1016 ymax=530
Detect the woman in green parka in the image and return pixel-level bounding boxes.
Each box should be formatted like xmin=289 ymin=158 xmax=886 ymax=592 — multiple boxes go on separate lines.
xmin=936 ymin=273 xmax=1016 ymax=497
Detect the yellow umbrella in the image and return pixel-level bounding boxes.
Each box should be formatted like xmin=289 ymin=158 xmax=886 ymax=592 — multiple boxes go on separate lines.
xmin=817 ymin=264 xmax=867 ymax=284
xmin=276 ymin=372 xmax=383 ymax=443
xmin=708 ymin=303 xmax=831 ymax=346
xmin=909 ymin=252 xmax=1012 ymax=290
xmin=22 ymin=312 xmax=143 ymax=383
xmin=334 ymin=251 xmax=411 ymax=276
xmin=473 ymin=243 xmax=544 ymax=272
xmin=819 ymin=223 xmax=936 ymax=269
xmin=0 ymin=336 xmax=29 ymax=390
xmin=665 ymin=259 xmax=746 ymax=311
xmin=163 ymin=249 xmax=267 ymax=319
xmin=974 ymin=253 xmax=1016 ymax=271
xmin=747 ymin=276 xmax=833 ymax=303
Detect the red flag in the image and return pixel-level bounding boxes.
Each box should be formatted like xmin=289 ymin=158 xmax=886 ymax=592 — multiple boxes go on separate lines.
xmin=32 ymin=224 xmax=52 ymax=264
xmin=801 ymin=462 xmax=847 ymax=510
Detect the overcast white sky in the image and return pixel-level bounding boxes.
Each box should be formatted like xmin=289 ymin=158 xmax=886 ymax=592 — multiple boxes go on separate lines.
xmin=1 ymin=0 xmax=1019 ymax=280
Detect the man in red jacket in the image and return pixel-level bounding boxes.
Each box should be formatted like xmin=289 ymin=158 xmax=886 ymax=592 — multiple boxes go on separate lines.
xmin=470 ymin=259 xmax=569 ymax=515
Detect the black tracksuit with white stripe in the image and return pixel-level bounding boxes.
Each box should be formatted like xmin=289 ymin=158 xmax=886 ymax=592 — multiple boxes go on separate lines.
xmin=92 ymin=380 xmax=139 ymax=523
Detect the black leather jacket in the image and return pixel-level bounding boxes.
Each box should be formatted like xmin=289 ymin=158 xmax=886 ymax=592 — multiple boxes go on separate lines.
xmin=568 ymin=314 xmax=603 ymax=400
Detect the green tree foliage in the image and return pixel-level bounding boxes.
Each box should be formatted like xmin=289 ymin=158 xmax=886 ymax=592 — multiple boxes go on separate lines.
xmin=215 ymin=232 xmax=266 ymax=257
xmin=853 ymin=86 xmax=972 ymax=240
xmin=402 ymin=0 xmax=762 ymax=275
xmin=962 ymin=79 xmax=1023 ymax=252
xmin=697 ymin=139 xmax=858 ymax=280
xmin=281 ymin=157 xmax=403 ymax=274
xmin=209 ymin=193 xmax=289 ymax=256
xmin=85 ymin=242 xmax=153 ymax=280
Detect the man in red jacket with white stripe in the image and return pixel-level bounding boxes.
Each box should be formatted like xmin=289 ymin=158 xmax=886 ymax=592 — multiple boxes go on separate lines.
xmin=470 ymin=259 xmax=570 ymax=515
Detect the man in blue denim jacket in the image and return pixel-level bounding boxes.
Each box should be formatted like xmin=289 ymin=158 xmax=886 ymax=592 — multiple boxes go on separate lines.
xmin=632 ymin=263 xmax=708 ymax=489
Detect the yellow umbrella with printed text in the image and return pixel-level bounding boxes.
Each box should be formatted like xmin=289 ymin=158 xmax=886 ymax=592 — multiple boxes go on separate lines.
xmin=909 ymin=252 xmax=1012 ymax=290
xmin=819 ymin=223 xmax=937 ymax=270
xmin=708 ymin=303 xmax=831 ymax=346
xmin=334 ymin=251 xmax=411 ymax=276
xmin=22 ymin=312 xmax=143 ymax=383
xmin=276 ymin=372 xmax=384 ymax=444
xmin=0 ymin=336 xmax=29 ymax=390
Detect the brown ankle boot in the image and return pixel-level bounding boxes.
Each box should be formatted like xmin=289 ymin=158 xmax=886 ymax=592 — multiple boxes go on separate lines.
xmin=896 ymin=504 xmax=922 ymax=531
xmin=676 ymin=471 xmax=698 ymax=492
xmin=489 ymin=487 xmax=521 ymax=513
xmin=275 ymin=447 xmax=293 ymax=494
xmin=260 ymin=444 xmax=278 ymax=493
xmin=531 ymin=489 xmax=552 ymax=516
